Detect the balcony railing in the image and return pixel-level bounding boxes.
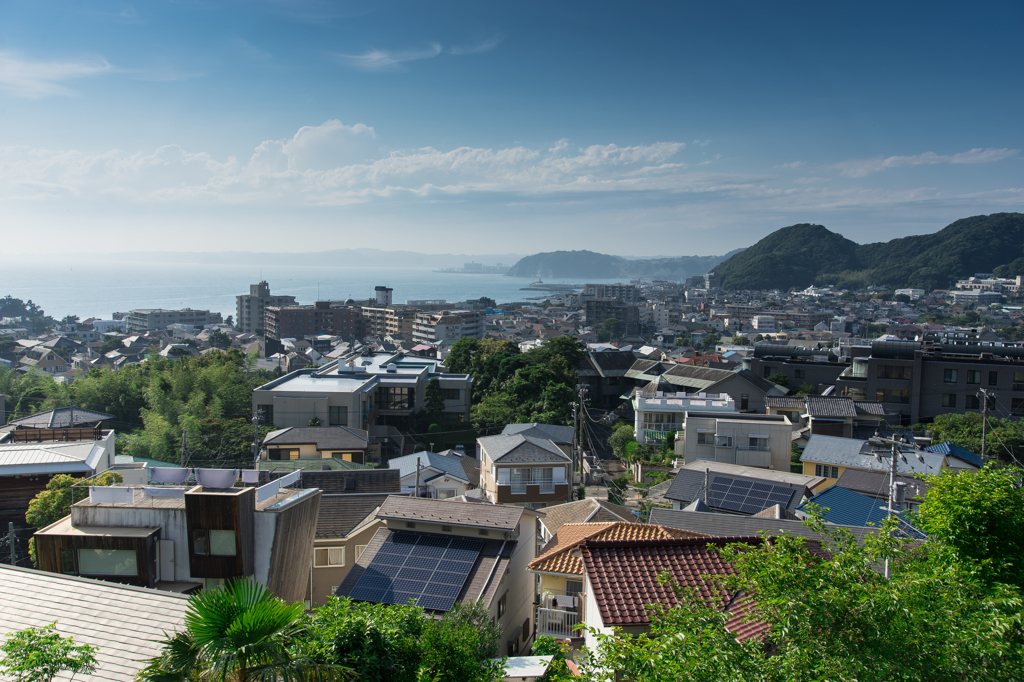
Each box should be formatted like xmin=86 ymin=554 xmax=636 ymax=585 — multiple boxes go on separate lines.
xmin=511 ymin=484 xmax=527 ymax=494
xmin=537 ymin=607 xmax=579 ymax=638
xmin=736 ymin=444 xmax=771 ymax=451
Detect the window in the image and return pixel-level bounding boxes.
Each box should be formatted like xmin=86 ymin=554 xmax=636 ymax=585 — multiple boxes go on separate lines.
xmin=329 ymin=406 xmax=348 ymax=426
xmin=814 ymin=464 xmax=840 ymax=478
xmin=944 ymin=369 xmax=958 ymax=383
xmin=1014 ymin=372 xmax=1024 ymax=391
xmin=193 ymin=529 xmax=209 ymax=555
xmin=60 ymin=548 xmax=77 ymax=574
xmin=1012 ymin=398 xmax=1024 ymax=415
xmin=989 ymin=371 xmax=999 ymax=386
xmin=877 ymin=365 xmax=912 ymax=380
xmin=763 ymin=366 xmax=773 ymax=378
xmin=942 ymin=393 xmax=957 ymax=408
xmin=697 ymin=432 xmax=713 ymax=445
xmin=406 ymin=521 xmax=416 ymax=528
xmin=876 ymin=389 xmax=910 ymax=404
xmin=378 ymin=386 xmax=413 ymax=410
xmin=714 ymin=435 xmax=733 ymax=448
xmin=741 ymin=394 xmax=749 ymax=411
xmin=747 ymin=437 xmax=768 ymax=450
xmin=442 ymin=388 xmax=461 ymax=401
xmin=436 ymin=489 xmax=456 ymax=500
xmin=355 ymin=545 xmax=367 ymax=559
xmin=77 ymin=549 xmax=138 ymax=576
xmin=965 ymin=395 xmax=981 ymax=410
xmin=565 ymin=579 xmax=583 ymax=595
xmin=794 ymin=368 xmax=805 ymax=380
xmin=497 ymin=592 xmax=507 ymax=619
xmin=314 ymin=547 xmax=345 ymax=567
xmin=258 ymin=405 xmax=273 ymax=425
xmin=534 ymin=467 xmax=554 ymax=492
xmin=966 ymin=370 xmax=981 ymax=385
xmin=441 ymin=525 xmax=453 ymax=532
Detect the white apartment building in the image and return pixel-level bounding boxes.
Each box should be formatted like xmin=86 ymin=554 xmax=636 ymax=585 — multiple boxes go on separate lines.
xmin=412 ymin=310 xmax=484 ymax=345
xmin=751 ymin=315 xmax=776 ymax=333
xmin=632 ymin=391 xmax=736 ymax=445
xmin=126 ymin=308 xmax=222 ymax=333
xmin=676 ymin=412 xmax=794 ymax=471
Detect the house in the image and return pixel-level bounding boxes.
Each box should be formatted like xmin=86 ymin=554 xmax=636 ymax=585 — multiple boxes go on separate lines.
xmin=33 ymin=469 xmax=320 ymax=601
xmin=632 ymin=390 xmax=735 ymax=445
xmin=665 ymin=461 xmax=825 ymax=512
xmin=578 ymin=536 xmax=770 ymax=651
xmin=1 ymin=564 xmax=189 ymax=682
xmin=626 ymin=361 xmax=789 ymax=412
xmin=262 ymin=426 xmax=377 ymax=465
xmin=310 ymin=492 xmax=393 ymax=606
xmin=338 ymin=497 xmax=542 ymax=656
xmin=477 ymin=433 xmax=571 ymax=508
xmin=501 ymin=423 xmax=574 ymax=453
xmin=797 ymin=485 xmax=926 ymax=538
xmin=765 ymin=395 xmax=890 ymax=438
xmin=18 ymin=346 xmax=69 ymax=374
xmin=0 ymin=406 xmax=115 ymax=433
xmin=834 ymin=468 xmax=931 ymax=511
xmin=577 ymin=350 xmax=639 ymax=407
xmin=650 ymin=507 xmax=887 ymax=545
xmin=536 ymin=498 xmax=637 ymax=542
xmin=924 ymin=440 xmax=984 ymax=468
xmin=676 ymin=411 xmax=794 ymax=471
xmin=799 ymin=434 xmax=954 ymax=487
xmin=526 ymin=522 xmax=704 ymax=639
xmin=389 ymin=451 xmax=474 ymax=499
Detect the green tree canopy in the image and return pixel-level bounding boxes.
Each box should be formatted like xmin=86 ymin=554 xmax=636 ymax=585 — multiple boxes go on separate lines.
xmin=0 ymin=622 xmax=97 ymax=682
xmin=424 ymin=377 xmax=445 ymax=417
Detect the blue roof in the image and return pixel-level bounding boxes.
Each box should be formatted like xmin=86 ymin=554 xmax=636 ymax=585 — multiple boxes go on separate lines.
xmin=388 ymin=451 xmax=470 ymax=483
xmin=798 ymin=485 xmax=926 ymax=539
xmin=925 ymin=441 xmax=983 ymax=468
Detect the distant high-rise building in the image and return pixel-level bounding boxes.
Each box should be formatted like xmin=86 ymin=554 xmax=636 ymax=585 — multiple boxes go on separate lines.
xmin=236 ymin=281 xmax=297 ymax=333
xmin=264 ymin=302 xmax=365 ymax=341
xmin=374 ymin=286 xmax=394 ymax=306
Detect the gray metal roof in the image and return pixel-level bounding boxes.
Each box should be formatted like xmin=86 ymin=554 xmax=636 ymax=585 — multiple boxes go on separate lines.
xmin=800 ymin=434 xmax=945 ymax=476
xmin=502 ymin=423 xmax=575 ymax=444
xmin=376 ymin=495 xmax=526 ymax=531
xmin=7 ymin=407 xmax=115 ymax=429
xmin=477 ymin=434 xmax=570 ymax=464
xmin=389 ymin=452 xmax=471 ymax=483
xmin=650 ymin=508 xmax=884 ymax=544
xmin=263 ymin=426 xmax=369 ymax=450
xmin=0 ymin=565 xmax=188 ymax=682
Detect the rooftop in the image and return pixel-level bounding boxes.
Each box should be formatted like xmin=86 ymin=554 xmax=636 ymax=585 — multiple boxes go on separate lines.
xmin=477 ymin=433 xmax=570 ymax=464
xmin=316 ymin=493 xmax=391 ymax=539
xmin=800 ymin=435 xmax=945 ymax=476
xmin=375 ymin=495 xmax=527 ymax=532
xmin=650 ymin=507 xmax=887 ymax=545
xmin=538 ymin=498 xmax=637 ymax=536
xmin=0 ymin=438 xmax=109 ymax=475
xmin=389 ymin=451 xmax=471 ymax=483
xmin=263 ymin=426 xmax=370 ymax=450
xmin=501 ymin=422 xmax=575 ymax=444
xmin=529 ymin=521 xmax=704 ymax=576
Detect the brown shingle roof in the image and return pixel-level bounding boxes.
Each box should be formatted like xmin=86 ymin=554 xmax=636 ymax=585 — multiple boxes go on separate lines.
xmin=316 ymin=494 xmax=390 ymax=538
xmin=529 ymin=522 xmax=705 ymax=576
xmin=539 ymin=498 xmax=637 ymax=536
xmin=376 ymin=495 xmax=525 ymax=531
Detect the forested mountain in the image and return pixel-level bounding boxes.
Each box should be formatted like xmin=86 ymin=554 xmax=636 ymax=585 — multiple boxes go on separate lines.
xmin=715 ymin=213 xmax=1024 ymax=291
xmin=504 ymin=249 xmax=741 ymax=279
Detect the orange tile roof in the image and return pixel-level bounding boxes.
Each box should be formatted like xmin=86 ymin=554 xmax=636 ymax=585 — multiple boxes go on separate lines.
xmin=528 ymin=522 xmax=706 ymax=576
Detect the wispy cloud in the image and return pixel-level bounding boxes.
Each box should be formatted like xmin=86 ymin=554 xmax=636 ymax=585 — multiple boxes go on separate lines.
xmin=692 ymin=139 xmax=711 ymax=147
xmin=835 ymin=147 xmax=1019 ymax=178
xmin=449 ymin=35 xmax=503 ymax=55
xmin=776 ymin=160 xmax=803 ymax=169
xmin=336 ymin=43 xmax=443 ymax=70
xmin=0 ymin=50 xmax=112 ymax=98
xmin=233 ymin=38 xmax=274 ymax=63
xmin=794 ymin=176 xmax=827 ymax=184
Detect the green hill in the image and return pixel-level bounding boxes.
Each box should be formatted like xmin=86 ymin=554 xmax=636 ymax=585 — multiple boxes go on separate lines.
xmin=505 ymin=249 xmax=740 ymax=279
xmin=715 ymin=213 xmax=1024 ymax=291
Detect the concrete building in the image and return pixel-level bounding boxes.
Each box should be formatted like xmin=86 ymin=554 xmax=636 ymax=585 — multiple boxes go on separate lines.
xmin=361 ymin=305 xmax=420 ymax=338
xmin=632 ymin=391 xmax=735 ymax=445
xmin=264 ymin=302 xmax=365 ymax=341
xmin=751 ymin=315 xmax=776 ymax=333
xmin=126 ymin=308 xmax=222 ymax=333
xmin=412 ymin=310 xmax=484 ymax=345
xmin=583 ymin=283 xmax=641 ymax=304
xmin=236 ymin=281 xmax=297 ymax=333
xmin=676 ymin=412 xmax=794 ymax=471
xmin=949 ymin=289 xmax=1004 ymax=306
xmin=585 ymin=299 xmax=640 ymax=337
xmin=374 ymin=286 xmax=393 ymax=306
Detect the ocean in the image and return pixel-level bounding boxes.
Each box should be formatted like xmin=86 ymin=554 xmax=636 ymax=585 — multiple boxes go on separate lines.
xmin=1 ymin=259 xmax=622 ymax=321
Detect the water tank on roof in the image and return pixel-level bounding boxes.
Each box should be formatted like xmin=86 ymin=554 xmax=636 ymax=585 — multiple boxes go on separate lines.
xmin=386 ymin=363 xmax=397 ymax=372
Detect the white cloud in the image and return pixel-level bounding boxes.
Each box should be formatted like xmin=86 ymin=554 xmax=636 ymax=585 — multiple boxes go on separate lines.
xmin=692 ymin=139 xmax=711 ymax=147
xmin=449 ymin=35 xmax=504 ymax=55
xmin=776 ymin=160 xmax=803 ymax=169
xmin=794 ymin=176 xmax=827 ymax=184
xmin=835 ymin=147 xmax=1019 ymax=178
xmin=0 ymin=50 xmax=112 ymax=98
xmin=336 ymin=43 xmax=443 ymax=70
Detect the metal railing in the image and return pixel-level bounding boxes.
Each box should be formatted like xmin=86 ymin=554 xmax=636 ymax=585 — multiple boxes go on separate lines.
xmin=537 ymin=607 xmax=579 ymax=638
xmin=511 ymin=484 xmax=527 ymax=494
xmin=736 ymin=444 xmax=771 ymax=451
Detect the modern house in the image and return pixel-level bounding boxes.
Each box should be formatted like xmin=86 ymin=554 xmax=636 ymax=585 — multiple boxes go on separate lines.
xmin=477 ymin=433 xmax=572 ymax=508
xmin=310 ymin=492 xmax=393 ymax=606
xmin=34 ymin=469 xmax=320 ymax=601
xmin=676 ymin=411 xmax=794 ymax=471
xmin=338 ymin=497 xmax=542 ymax=656
xmin=632 ymin=391 xmax=735 ymax=445
xmin=798 ymin=434 xmax=960 ymax=488
xmin=765 ymin=395 xmax=890 ymax=439
xmin=261 ymin=426 xmax=377 ymax=465
xmin=389 ymin=450 xmax=475 ymax=499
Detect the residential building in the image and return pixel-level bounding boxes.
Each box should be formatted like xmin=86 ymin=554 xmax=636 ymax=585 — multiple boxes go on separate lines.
xmin=501 ymin=423 xmax=574 ymax=453
xmin=949 ymin=289 xmax=1003 ymax=306
xmin=536 ymin=498 xmax=637 ymax=542
xmin=577 ymin=350 xmax=639 ymax=407
xmin=663 ymin=463 xmax=815 ymax=514
xmin=2 ymin=565 xmax=189 ymax=682
xmin=478 ymin=433 xmax=571 ymax=508
xmin=126 ymin=308 xmax=222 ymax=333
xmin=632 ymin=390 xmax=735 ymax=445
xmin=765 ymin=395 xmax=889 ymax=439
xmin=527 ymin=522 xmax=703 ymax=639
xmin=751 ymin=315 xmax=776 ymax=333
xmin=798 ymin=434 xmax=960 ymax=487
xmin=18 ymin=346 xmax=68 ymax=374
xmin=650 ymin=507 xmax=885 ymax=545
xmin=412 ymin=310 xmax=484 ymax=344
xmin=261 ymin=426 xmax=377 ymax=465
xmin=585 ymin=298 xmax=640 ymax=336
xmin=34 ymin=471 xmax=321 ymax=601
xmin=583 ymin=283 xmax=641 ymax=304
xmin=361 ymin=305 xmax=419 ymax=338
xmin=310 ymin=492 xmax=393 ymax=606
xmin=338 ymin=497 xmax=542 ymax=656
xmin=834 ymin=468 xmax=931 ymax=512
xmin=389 ymin=451 xmax=474 ymax=498
xmin=625 ymin=361 xmax=788 ymax=413
xmin=745 ymin=344 xmax=850 ymax=394
xmin=796 ymin=485 xmax=925 ymax=537
xmin=374 ymin=285 xmax=393 ymax=306
xmin=894 ymin=288 xmax=925 ymax=300
xmin=236 ymin=281 xmax=297 ymax=333
xmin=677 ymin=411 xmax=794 ymax=470
xmin=264 ymin=302 xmax=365 ymax=341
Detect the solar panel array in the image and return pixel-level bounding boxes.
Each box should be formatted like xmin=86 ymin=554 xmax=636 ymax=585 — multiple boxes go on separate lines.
xmin=706 ymin=475 xmax=797 ymax=515
xmin=348 ymin=532 xmax=484 ymax=612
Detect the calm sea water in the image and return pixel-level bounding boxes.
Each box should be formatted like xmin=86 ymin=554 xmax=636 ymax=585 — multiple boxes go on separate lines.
xmin=1 ymin=260 xmax=622 ymax=321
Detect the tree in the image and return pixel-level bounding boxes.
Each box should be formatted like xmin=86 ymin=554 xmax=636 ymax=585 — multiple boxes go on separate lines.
xmin=926 ymin=413 xmax=1024 ymax=462
xmin=917 ymin=465 xmax=1024 ymax=588
xmin=794 ymin=383 xmax=815 ymax=396
xmin=596 ymin=317 xmax=625 ymax=343
xmin=732 ymin=335 xmax=749 ymax=345
xmin=608 ymin=424 xmax=635 ymax=459
xmin=225 ymin=315 xmax=235 ymax=328
xmin=0 ymin=622 xmax=97 ymax=682
xmin=425 ymin=377 xmax=445 ymax=417
xmin=418 ymin=601 xmax=503 ymax=682
xmin=699 ymin=333 xmax=722 ymax=352
xmin=767 ymin=372 xmax=790 ymax=387
xmin=309 ymin=417 xmax=322 ymax=426
xmin=895 ymin=293 xmax=912 ymax=303
xmin=207 ymin=331 xmax=231 ymax=350
xmin=98 ymin=337 xmax=123 ymax=354
xmin=138 ymin=577 xmax=352 ymax=682
xmin=607 ymin=476 xmax=629 ymax=506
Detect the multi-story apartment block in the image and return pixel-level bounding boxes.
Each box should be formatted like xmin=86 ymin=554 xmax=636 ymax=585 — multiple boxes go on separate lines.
xmin=411 ymin=310 xmax=484 ymax=345
xmin=585 ymin=299 xmax=640 ymax=336
xmin=235 ymin=281 xmax=297 ymax=333
xmin=125 ymin=308 xmax=222 ymax=333
xmin=676 ymin=412 xmax=794 ymax=471
xmin=632 ymin=391 xmax=735 ymax=445
xmin=264 ymin=302 xmax=365 ymax=341
xmin=360 ymin=306 xmax=420 ymax=338
xmin=583 ymin=283 xmax=641 ymax=304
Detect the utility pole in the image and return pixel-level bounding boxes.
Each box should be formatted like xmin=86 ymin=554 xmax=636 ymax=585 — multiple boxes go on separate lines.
xmin=415 ymin=457 xmax=421 ymax=498
xmin=870 ymin=433 xmax=925 ymax=579
xmin=569 ymin=401 xmax=578 ymax=502
xmin=180 ymin=429 xmax=188 ymax=467
xmin=251 ymin=409 xmax=263 ymax=466
xmin=979 ymin=388 xmax=993 ymax=461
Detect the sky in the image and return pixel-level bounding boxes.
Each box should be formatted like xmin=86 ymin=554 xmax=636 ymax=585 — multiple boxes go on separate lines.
xmin=0 ymin=0 xmax=1022 ymax=257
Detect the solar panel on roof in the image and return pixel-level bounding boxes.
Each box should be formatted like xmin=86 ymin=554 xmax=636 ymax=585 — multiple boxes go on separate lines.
xmin=706 ymin=475 xmax=800 ymax=515
xmin=348 ymin=532 xmax=484 ymax=612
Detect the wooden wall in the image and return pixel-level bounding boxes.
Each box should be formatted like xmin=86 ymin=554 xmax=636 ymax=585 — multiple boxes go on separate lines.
xmin=265 ymin=490 xmax=321 ymax=603
xmin=34 ymin=529 xmax=160 ymax=588
xmin=184 ymin=488 xmax=255 ymax=579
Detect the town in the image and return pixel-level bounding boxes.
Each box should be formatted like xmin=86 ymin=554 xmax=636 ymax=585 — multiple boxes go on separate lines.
xmin=2 ymin=248 xmax=1023 ymax=681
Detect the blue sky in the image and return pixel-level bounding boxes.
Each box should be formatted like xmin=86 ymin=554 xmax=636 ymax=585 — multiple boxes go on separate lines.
xmin=1 ymin=0 xmax=1022 ymax=256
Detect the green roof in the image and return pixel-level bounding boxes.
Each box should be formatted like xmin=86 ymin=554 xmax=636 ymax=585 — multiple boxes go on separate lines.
xmin=257 ymin=457 xmax=373 ymax=472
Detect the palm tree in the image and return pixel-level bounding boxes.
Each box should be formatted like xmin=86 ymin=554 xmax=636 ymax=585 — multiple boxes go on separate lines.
xmin=139 ymin=578 xmax=352 ymax=682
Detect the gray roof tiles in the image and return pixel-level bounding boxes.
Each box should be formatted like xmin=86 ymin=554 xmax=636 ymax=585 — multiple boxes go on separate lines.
xmin=389 ymin=452 xmax=471 ymax=483
xmin=263 ymin=426 xmax=370 ymax=450
xmin=477 ymin=434 xmax=570 ymax=464
xmin=800 ymin=434 xmax=945 ymax=476
xmin=502 ymin=423 xmax=575 ymax=444
xmin=376 ymin=495 xmax=525 ymax=531
xmin=316 ymin=494 xmax=390 ymax=538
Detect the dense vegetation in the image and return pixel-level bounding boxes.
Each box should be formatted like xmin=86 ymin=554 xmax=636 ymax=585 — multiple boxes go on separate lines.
xmin=504 ymin=249 xmax=740 ymax=279
xmin=0 ymin=295 xmax=54 ymax=331
xmin=444 ymin=336 xmax=585 ymax=432
xmin=0 ymin=350 xmax=275 ymax=465
xmin=715 ymin=212 xmax=1024 ymax=291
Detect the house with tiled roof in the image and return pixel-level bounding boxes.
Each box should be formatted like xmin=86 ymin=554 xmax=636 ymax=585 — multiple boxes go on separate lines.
xmin=389 ymin=451 xmax=474 ymax=498
xmin=800 ymin=434 xmax=954 ymax=487
xmin=537 ymin=498 xmax=638 ymax=541
xmin=797 ymin=485 xmax=926 ymax=539
xmin=477 ymin=433 xmax=571 ymax=508
xmin=527 ymin=522 xmax=705 ymax=639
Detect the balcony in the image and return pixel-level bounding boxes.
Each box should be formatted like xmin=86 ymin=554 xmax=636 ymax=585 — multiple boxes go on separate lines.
xmin=536 ymin=607 xmax=579 ymax=638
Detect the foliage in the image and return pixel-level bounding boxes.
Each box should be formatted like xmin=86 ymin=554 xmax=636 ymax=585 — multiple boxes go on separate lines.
xmin=504 ymin=249 xmax=735 ymax=280
xmin=26 ymin=471 xmax=123 ymax=564
xmin=794 ymin=383 xmax=815 ymax=396
xmin=207 ymin=331 xmax=231 ymax=350
xmin=0 ymin=622 xmax=98 ymax=682
xmin=925 ymin=412 xmax=1024 ymax=462
xmin=417 ymin=601 xmax=504 ymax=682
xmin=138 ymin=577 xmax=352 ymax=682
xmin=917 ymin=465 xmax=1024 ymax=588
xmin=308 ymin=417 xmax=322 ymax=426
xmin=607 ymin=476 xmax=629 ymax=506
xmin=98 ymin=337 xmax=123 ymax=354
xmin=575 ymin=484 xmax=586 ymax=500
xmin=531 ymin=636 xmax=570 ymax=681
xmin=0 ymin=295 xmax=53 ymax=330
xmin=595 ymin=318 xmax=624 ymax=343
xmin=424 ymin=377 xmax=445 ymax=417
xmin=767 ymin=372 xmax=789 ymax=387
xmin=699 ymin=333 xmax=722 ymax=352
xmin=301 ymin=597 xmax=424 ymax=682
xmin=608 ymin=424 xmax=635 ymax=458
xmin=731 ymin=335 xmax=749 ymax=345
